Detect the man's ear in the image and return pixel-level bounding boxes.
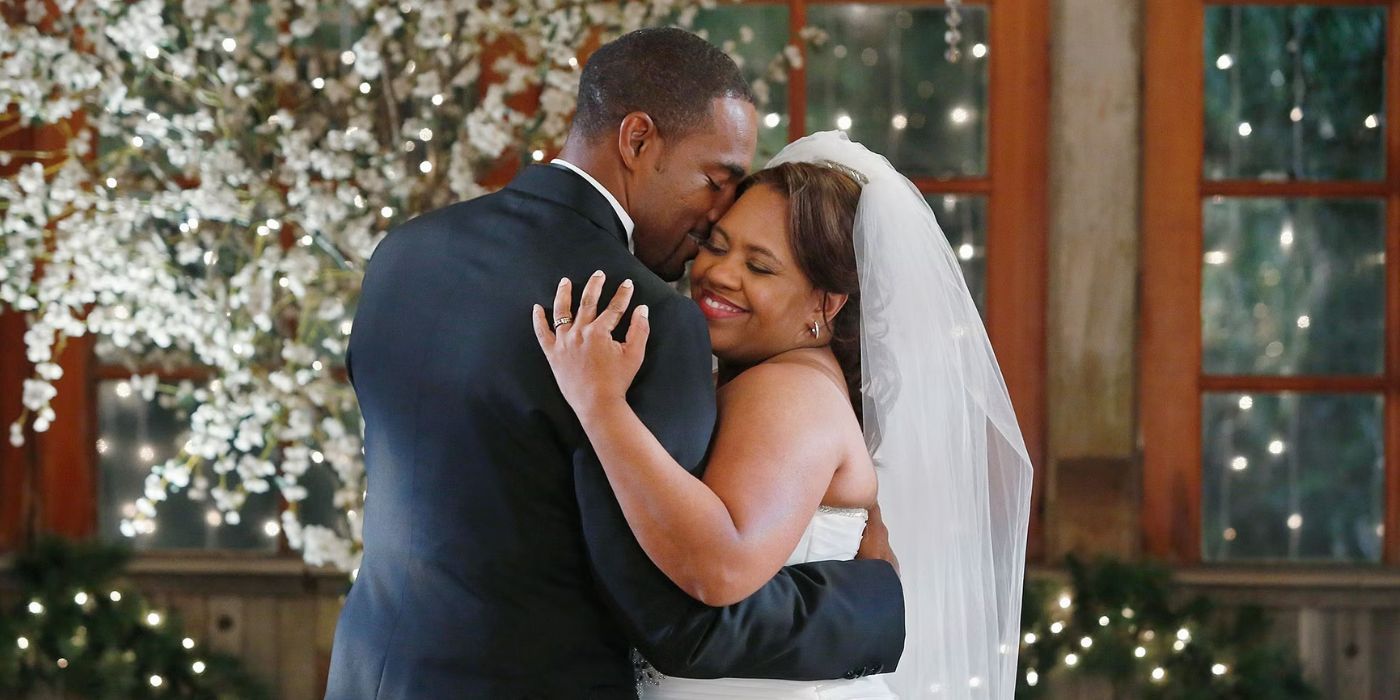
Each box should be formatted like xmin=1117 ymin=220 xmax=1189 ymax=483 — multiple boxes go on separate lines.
xmin=617 ymin=112 xmax=661 ymax=173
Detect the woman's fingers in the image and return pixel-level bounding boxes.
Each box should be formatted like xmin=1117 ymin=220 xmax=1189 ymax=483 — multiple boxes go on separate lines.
xmin=594 ymin=279 xmax=634 ymax=334
xmin=531 ymin=304 xmax=553 ymax=348
xmin=625 ymin=305 xmax=650 ymax=360
xmin=551 ymin=277 xmax=573 ymax=332
xmin=577 ymin=270 xmax=606 ymax=324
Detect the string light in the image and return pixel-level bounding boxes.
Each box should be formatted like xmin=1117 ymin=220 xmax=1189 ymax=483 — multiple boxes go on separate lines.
xmin=1024 ymin=632 xmax=1037 ymax=644
xmin=341 ymin=50 xmax=356 ymax=66
xmin=419 ymin=128 xmax=433 ymax=141
xmin=1237 ymin=122 xmax=1252 ymax=137
xmin=764 ymin=113 xmax=781 ymax=128
xmin=1204 ymin=250 xmax=1229 ymax=265
xmin=57 ymin=658 xmax=68 ymax=669
xmin=1230 ymin=456 xmax=1248 ymax=471
xmin=183 ymin=637 xmax=195 ymax=650
xmin=263 ymin=520 xmax=281 ymax=537
xmin=1025 ymin=669 xmax=1039 ymax=686
xmin=1134 ymin=646 xmax=1147 ymax=658
xmin=532 ymin=150 xmax=545 ymax=162
xmin=1296 ymin=315 xmax=1310 ymax=329
xmin=1290 ymin=106 xmax=1303 ymax=122
xmin=1287 ymin=513 xmax=1303 ymax=530
xmin=1216 ymin=54 xmax=1233 ymax=70
xmin=958 ymin=243 xmax=975 ymax=260
xmin=1098 ymin=615 xmax=1110 ymax=627
xmin=568 ymin=56 xmax=579 ymax=69
xmin=1050 ymin=621 xmax=1064 ymax=634
xmin=891 ymin=113 xmax=908 ymax=130
xmin=221 ymin=38 xmax=236 ymax=53
xmin=312 ymin=77 xmax=325 ymax=90
xmin=381 ymin=206 xmax=394 ymax=218
xmin=74 ymin=592 xmax=88 ymax=606
xmin=1080 ymin=636 xmax=1093 ymax=649
xmin=193 ymin=660 xmax=207 ymax=674
xmin=27 ymin=601 xmax=44 ymax=615
xmin=145 ymin=45 xmax=159 ymax=60
xmin=1269 ymin=439 xmax=1285 ymax=455
xmin=1212 ymin=663 xmax=1228 ymax=676
xmin=1151 ymin=667 xmax=1166 ymax=682
xmin=835 ymin=114 xmax=853 ymax=130
xmin=950 ymin=106 xmax=971 ymax=124
xmin=1065 ymin=653 xmax=1079 ymax=667
xmin=149 ymin=674 xmax=164 ymax=688
xmin=971 ymin=43 xmax=987 ymax=59
xmin=360 ymin=82 xmax=372 ymax=94
xmin=1364 ymin=114 xmax=1379 ymax=129
xmin=17 ymin=637 xmax=29 ymax=650
xmin=432 ymin=93 xmax=444 ymax=106
xmin=146 ymin=611 xmax=162 ymax=626
xmin=1058 ymin=592 xmax=1072 ymax=609
xmin=205 ymin=510 xmax=222 ymax=526
xmin=420 ymin=161 xmax=433 ymax=174
xmin=109 ymin=591 xmax=122 ymax=602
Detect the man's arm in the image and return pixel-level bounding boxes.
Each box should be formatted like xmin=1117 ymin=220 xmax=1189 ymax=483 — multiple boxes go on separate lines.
xmin=571 ymin=293 xmax=905 ymax=680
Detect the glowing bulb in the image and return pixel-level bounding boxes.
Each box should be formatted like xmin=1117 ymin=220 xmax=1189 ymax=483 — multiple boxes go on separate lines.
xmin=300 ymin=235 xmax=314 ymax=246
xmin=1364 ymin=114 xmax=1379 ymax=129
xmin=1224 ymin=527 xmax=1237 ymax=541
xmin=1173 ymin=640 xmax=1187 ymax=651
xmin=432 ymin=94 xmax=444 ymax=106
xmin=263 ymin=520 xmax=281 ymax=537
xmin=17 ymin=637 xmax=29 ymax=649
xmin=568 ymin=56 xmax=579 ymax=69
xmin=381 ymin=206 xmax=394 ymax=218
xmin=149 ymin=674 xmax=163 ymax=687
xmin=420 ymin=161 xmax=433 ymax=174
xmin=1058 ymin=593 xmax=1072 ymax=609
xmin=971 ymin=43 xmax=987 ymax=58
xmin=1204 ymin=250 xmax=1229 ymax=265
xmin=1177 ymin=628 xmax=1191 ymax=642
xmin=1297 ymin=315 xmax=1310 ymax=329
xmin=1287 ymin=513 xmax=1303 ymax=530
xmin=1026 ymin=669 xmax=1038 ymax=686
xmin=1230 ymin=456 xmax=1248 ymax=471
xmin=1238 ymin=122 xmax=1253 ymax=137
xmin=764 ymin=113 xmax=781 ymax=128
xmin=968 ymin=677 xmax=981 ymax=688
xmin=27 ymin=601 xmax=44 ymax=614
xmin=146 ymin=611 xmax=162 ymax=626
xmin=1080 ymin=637 xmax=1093 ymax=649
xmin=312 ymin=77 xmax=325 ymax=90
xmin=221 ymin=38 xmax=236 ymax=53
xmin=145 ymin=45 xmax=159 ymax=60
xmin=1065 ymin=653 xmax=1079 ymax=667
xmin=311 ymin=450 xmax=325 ymax=464
xmin=109 ymin=591 xmax=122 ymax=602
xmin=360 ymin=82 xmax=371 ymax=94
xmin=183 ymin=637 xmax=195 ymax=650
xmin=1099 ymin=616 xmax=1110 ymax=627
xmin=1269 ymin=439 xmax=1285 ymax=455
xmin=1212 ymin=663 xmax=1228 ymax=676
xmin=1050 ymin=621 xmax=1064 ymax=634
xmin=192 ymin=660 xmax=206 ymax=674
xmin=950 ymin=106 xmax=971 ymax=124
xmin=1134 ymin=646 xmax=1147 ymax=658
xmin=419 ymin=128 xmax=433 ymax=141
xmin=138 ymin=445 xmax=155 ymax=462
xmin=532 ymin=150 xmax=545 ymax=162
xmin=835 ymin=114 xmax=852 ymax=130
xmin=1290 ymin=106 xmax=1303 ymax=122
xmin=74 ymin=592 xmax=88 ymax=606
xmin=1216 ymin=54 xmax=1233 ymax=70
xmin=105 ymin=177 xmax=117 ymax=188
xmin=1151 ymin=667 xmax=1166 ymax=682
xmin=1024 ymin=632 xmax=1037 ymax=644
xmin=891 ymin=113 xmax=908 ymax=130
xmin=341 ymin=50 xmax=356 ymax=66
xmin=205 ymin=510 xmax=222 ymax=526
xmin=131 ymin=136 xmax=144 ymax=148
xmin=958 ymin=244 xmax=975 ymax=260
xmin=1239 ymin=395 xmax=1254 ymax=410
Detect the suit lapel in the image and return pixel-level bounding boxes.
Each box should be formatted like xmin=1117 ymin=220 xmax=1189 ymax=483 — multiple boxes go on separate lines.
xmin=506 ymin=164 xmax=629 ymax=249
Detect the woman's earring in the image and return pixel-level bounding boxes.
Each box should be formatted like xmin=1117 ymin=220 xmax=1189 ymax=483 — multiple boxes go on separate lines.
xmin=809 ymin=321 xmax=820 ymax=338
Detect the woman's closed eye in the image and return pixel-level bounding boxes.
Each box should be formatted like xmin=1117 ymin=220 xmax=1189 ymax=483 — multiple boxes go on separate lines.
xmin=746 ymin=262 xmax=775 ymax=275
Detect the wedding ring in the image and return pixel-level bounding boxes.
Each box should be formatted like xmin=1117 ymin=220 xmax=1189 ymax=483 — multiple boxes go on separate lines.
xmin=552 ymin=316 xmax=573 ymax=329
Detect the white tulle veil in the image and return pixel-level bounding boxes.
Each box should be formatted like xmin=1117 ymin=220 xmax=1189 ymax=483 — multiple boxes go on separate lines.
xmin=767 ymin=131 xmax=1034 ymax=699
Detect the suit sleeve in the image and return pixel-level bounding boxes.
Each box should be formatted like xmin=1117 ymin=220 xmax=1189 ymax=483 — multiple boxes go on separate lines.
xmin=571 ymin=293 xmax=906 ymax=681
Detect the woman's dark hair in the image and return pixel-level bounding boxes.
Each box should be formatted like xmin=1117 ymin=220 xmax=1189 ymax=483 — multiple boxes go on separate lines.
xmin=738 ymin=162 xmax=864 ymax=420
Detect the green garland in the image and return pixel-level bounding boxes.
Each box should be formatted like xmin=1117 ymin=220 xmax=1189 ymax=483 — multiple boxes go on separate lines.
xmin=0 ymin=538 xmax=267 ymax=700
xmin=1018 ymin=556 xmax=1318 ymax=699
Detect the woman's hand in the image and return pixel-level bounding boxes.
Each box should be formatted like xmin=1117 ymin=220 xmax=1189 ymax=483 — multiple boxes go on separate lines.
xmin=532 ymin=271 xmax=651 ymax=418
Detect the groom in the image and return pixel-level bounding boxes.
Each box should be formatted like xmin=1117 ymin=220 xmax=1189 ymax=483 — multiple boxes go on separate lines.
xmin=326 ymin=27 xmax=905 ymax=699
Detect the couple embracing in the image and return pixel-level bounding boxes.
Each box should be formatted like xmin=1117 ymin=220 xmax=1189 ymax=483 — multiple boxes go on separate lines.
xmin=327 ymin=26 xmax=1032 ymax=700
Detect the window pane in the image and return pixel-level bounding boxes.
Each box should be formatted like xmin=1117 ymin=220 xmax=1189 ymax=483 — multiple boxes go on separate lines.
xmin=808 ymin=5 xmax=988 ymax=177
xmin=928 ymin=194 xmax=987 ymax=316
xmin=97 ymin=380 xmax=278 ymax=551
xmin=1204 ymin=6 xmax=1386 ymax=181
xmin=1202 ymin=392 xmax=1383 ymax=563
xmin=1202 ymin=197 xmax=1385 ymax=376
xmin=690 ymin=5 xmax=791 ymax=166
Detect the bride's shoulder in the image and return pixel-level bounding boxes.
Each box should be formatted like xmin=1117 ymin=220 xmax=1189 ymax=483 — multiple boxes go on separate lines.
xmin=720 ymin=350 xmax=848 ymax=405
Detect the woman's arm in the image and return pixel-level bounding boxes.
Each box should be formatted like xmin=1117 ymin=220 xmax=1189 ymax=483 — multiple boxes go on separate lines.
xmin=533 ymin=273 xmax=846 ymax=606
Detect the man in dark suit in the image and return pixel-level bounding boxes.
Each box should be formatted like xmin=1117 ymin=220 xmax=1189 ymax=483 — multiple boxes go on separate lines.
xmin=326 ymin=27 xmax=904 ymax=699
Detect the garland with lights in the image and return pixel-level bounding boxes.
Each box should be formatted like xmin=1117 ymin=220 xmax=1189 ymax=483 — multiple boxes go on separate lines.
xmin=0 ymin=538 xmax=267 ymax=699
xmin=1017 ymin=556 xmax=1317 ymax=698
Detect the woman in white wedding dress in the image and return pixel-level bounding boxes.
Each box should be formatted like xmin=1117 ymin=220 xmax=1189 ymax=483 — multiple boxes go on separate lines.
xmin=532 ymin=132 xmax=1033 ymax=700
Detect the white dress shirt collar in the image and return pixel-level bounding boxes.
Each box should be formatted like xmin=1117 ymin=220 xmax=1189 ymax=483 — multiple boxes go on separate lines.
xmin=550 ymin=158 xmax=635 ymax=251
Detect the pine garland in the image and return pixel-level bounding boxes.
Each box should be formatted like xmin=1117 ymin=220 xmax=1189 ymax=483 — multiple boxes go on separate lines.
xmin=1018 ymin=556 xmax=1318 ymax=699
xmin=0 ymin=538 xmax=267 ymax=699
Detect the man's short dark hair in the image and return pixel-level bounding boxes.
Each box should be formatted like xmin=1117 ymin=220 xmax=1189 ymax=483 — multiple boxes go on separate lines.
xmin=573 ymin=27 xmax=755 ymax=141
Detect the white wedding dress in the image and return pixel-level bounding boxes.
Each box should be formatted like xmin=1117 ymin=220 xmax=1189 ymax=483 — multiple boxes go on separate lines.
xmin=637 ymin=505 xmax=899 ymax=699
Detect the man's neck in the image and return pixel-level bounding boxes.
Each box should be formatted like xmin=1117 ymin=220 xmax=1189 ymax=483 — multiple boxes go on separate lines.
xmin=555 ymin=143 xmax=629 ymax=214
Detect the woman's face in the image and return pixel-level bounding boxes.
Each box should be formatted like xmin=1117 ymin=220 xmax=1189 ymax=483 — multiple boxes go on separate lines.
xmin=689 ymin=184 xmax=826 ymax=365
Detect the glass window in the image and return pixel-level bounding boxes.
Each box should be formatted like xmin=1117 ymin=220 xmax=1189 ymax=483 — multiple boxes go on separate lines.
xmin=929 ymin=194 xmax=987 ymax=314
xmin=690 ymin=5 xmax=792 ymax=166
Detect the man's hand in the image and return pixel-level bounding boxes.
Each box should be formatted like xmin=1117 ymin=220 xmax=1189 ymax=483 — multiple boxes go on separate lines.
xmin=855 ymin=503 xmax=899 ymax=576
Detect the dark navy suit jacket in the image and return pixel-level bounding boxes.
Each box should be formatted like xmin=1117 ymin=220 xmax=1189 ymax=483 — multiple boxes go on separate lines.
xmin=324 ymin=165 xmax=905 ymax=699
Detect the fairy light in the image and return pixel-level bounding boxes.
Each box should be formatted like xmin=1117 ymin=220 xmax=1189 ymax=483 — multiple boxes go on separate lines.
xmin=1297 ymin=315 xmax=1310 ymax=329
xmin=1050 ymin=621 xmax=1064 ymax=634
xmin=1204 ymin=250 xmax=1229 ymax=265
xmin=1269 ymin=439 xmax=1285 ymax=455
xmin=263 ymin=520 xmax=281 ymax=537
xmin=1099 ymin=615 xmax=1110 ymax=627
xmin=1024 ymin=632 xmax=1037 ymax=644
xmin=341 ymin=50 xmax=356 ymax=66
xmin=532 ymin=150 xmax=545 ymax=162
xmin=381 ymin=206 xmax=394 ymax=218
xmin=1230 ymin=456 xmax=1248 ymax=471
xmin=360 ymin=82 xmax=372 ymax=94
xmin=419 ymin=128 xmax=433 ymax=141
xmin=836 ymin=113 xmax=853 ymax=130
xmin=950 ymin=106 xmax=971 ymax=124
xmin=146 ymin=611 xmax=162 ymax=626
xmin=1237 ymin=122 xmax=1253 ymax=137
xmin=764 ymin=113 xmax=781 ymax=128
xmin=1216 ymin=54 xmax=1233 ymax=70
xmin=312 ymin=77 xmax=325 ymax=90
xmin=971 ymin=43 xmax=987 ymax=59
xmin=420 ymin=161 xmax=433 ymax=174
xmin=28 ymin=601 xmax=44 ymax=615
xmin=193 ymin=660 xmax=206 ymax=674
xmin=145 ymin=45 xmax=159 ymax=60
xmin=431 ymin=93 xmax=444 ymax=106
xmin=74 ymin=592 xmax=88 ymax=606
xmin=1025 ymin=669 xmax=1039 ymax=686
xmin=1134 ymin=646 xmax=1147 ymax=658
xmin=891 ymin=113 xmax=908 ymax=130
xmin=1287 ymin=513 xmax=1303 ymax=530
xmin=221 ymin=38 xmax=236 ymax=53
xmin=1065 ymin=653 xmax=1079 ymax=667
xmin=17 ymin=637 xmax=29 ymax=650
xmin=1080 ymin=636 xmax=1093 ymax=649
xmin=1290 ymin=106 xmax=1303 ymax=122
xmin=1058 ymin=592 xmax=1072 ymax=609
xmin=149 ymin=674 xmax=164 ymax=688
xmin=1212 ymin=663 xmax=1228 ymax=676
xmin=183 ymin=637 xmax=195 ymax=650
xmin=1365 ymin=114 xmax=1379 ymax=129
xmin=1151 ymin=667 xmax=1166 ymax=682
xmin=205 ymin=510 xmax=222 ymax=526
xmin=109 ymin=591 xmax=122 ymax=602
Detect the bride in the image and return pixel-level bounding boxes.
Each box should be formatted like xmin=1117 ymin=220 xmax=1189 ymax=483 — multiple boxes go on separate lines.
xmin=530 ymin=131 xmax=1033 ymax=699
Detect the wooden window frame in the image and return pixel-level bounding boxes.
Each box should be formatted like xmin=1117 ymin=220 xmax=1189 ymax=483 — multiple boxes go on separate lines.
xmin=1141 ymin=0 xmax=1400 ymax=566
xmin=1 ymin=0 xmax=1048 ymax=560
